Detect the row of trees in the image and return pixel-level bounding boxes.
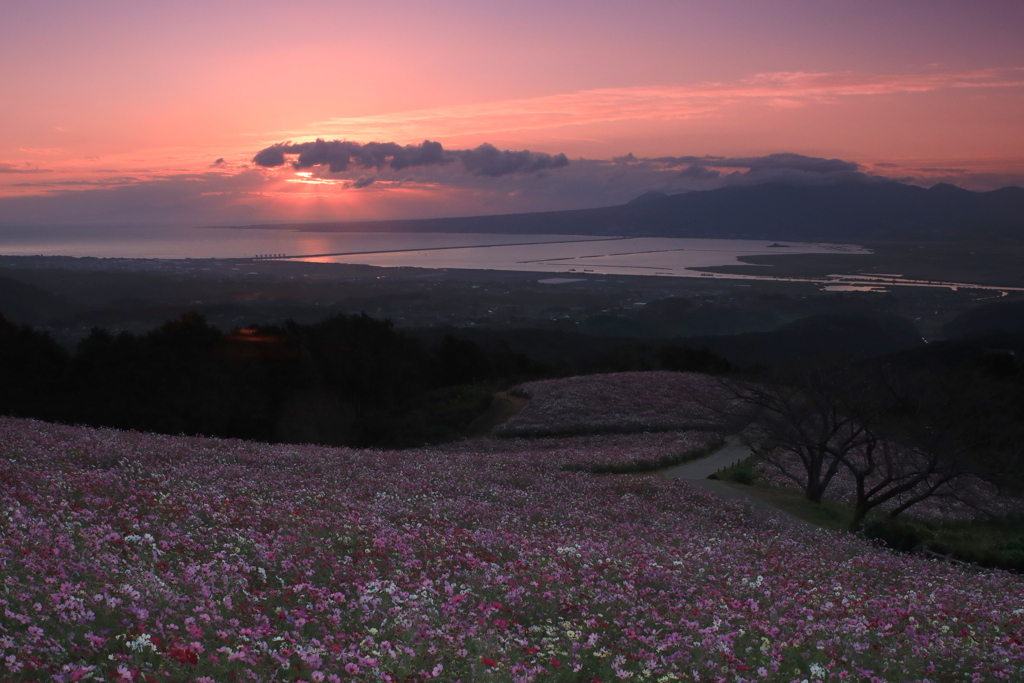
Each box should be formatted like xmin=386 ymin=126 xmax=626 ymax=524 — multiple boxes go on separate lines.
xmin=714 ymin=357 xmax=1023 ymax=530
xmin=0 ymin=310 xmax=736 ymax=447
xmin=0 ymin=311 xmax=548 ymax=446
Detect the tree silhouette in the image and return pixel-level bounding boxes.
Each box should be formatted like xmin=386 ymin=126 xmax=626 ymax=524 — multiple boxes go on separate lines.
xmin=719 ymin=362 xmax=1002 ymax=530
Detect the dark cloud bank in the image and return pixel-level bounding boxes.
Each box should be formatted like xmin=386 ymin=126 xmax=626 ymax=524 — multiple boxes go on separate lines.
xmin=253 ymin=139 xmax=570 ymax=177
xmin=4 ymin=144 xmax=1021 ymax=228
xmin=660 ymin=152 xmax=859 ymax=174
xmin=615 ymin=152 xmax=874 ymax=187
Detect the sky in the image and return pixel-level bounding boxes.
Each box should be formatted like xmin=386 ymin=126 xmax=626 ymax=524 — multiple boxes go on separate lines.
xmin=2 ymin=0 xmax=1024 ymax=227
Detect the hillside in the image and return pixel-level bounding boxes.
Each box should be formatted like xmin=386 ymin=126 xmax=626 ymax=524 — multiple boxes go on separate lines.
xmin=225 ymin=180 xmax=1024 ymax=244
xmin=4 ymin=403 xmax=1024 ymax=679
xmin=0 ymin=274 xmax=75 ymax=325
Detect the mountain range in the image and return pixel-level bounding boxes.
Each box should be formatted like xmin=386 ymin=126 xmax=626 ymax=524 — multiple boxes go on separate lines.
xmin=228 ymin=180 xmax=1024 ymax=244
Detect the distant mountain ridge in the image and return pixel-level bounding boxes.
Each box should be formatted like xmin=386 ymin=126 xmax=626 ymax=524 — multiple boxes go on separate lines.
xmin=222 ymin=180 xmax=1024 ymax=243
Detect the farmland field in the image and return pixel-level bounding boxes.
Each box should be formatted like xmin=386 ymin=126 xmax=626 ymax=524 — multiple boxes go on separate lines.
xmin=3 ymin=413 xmax=1024 ymax=682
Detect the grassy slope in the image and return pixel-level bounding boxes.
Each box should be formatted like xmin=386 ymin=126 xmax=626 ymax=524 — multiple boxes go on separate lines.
xmin=713 ymin=459 xmax=1024 ymax=571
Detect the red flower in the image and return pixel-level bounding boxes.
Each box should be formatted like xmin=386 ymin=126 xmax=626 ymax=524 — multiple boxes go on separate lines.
xmin=550 ymin=656 xmax=562 ymax=669
xmin=481 ymin=656 xmax=498 ymax=667
xmin=168 ymin=643 xmax=198 ymax=666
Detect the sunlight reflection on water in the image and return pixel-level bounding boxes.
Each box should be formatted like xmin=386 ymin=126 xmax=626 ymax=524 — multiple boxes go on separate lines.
xmin=286 ymin=236 xmax=866 ymax=278
xmin=0 ymin=227 xmax=599 ymax=260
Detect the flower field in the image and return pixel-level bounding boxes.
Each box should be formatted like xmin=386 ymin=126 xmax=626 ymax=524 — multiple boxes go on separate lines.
xmin=494 ymin=372 xmax=733 ymax=437
xmin=3 ymin=415 xmax=1024 ymax=682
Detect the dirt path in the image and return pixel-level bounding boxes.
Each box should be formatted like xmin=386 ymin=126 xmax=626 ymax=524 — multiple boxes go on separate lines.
xmin=661 ymin=436 xmax=817 ymax=530
xmin=466 ymin=391 xmax=529 ymax=439
xmin=661 ymin=437 xmax=751 ymax=480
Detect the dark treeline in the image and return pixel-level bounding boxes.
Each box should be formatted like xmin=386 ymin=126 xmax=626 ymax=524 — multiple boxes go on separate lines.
xmin=0 ymin=312 xmax=524 ymax=447
xmin=0 ymin=311 xmax=732 ymax=447
xmin=3 ymin=307 xmax=1021 ymax=452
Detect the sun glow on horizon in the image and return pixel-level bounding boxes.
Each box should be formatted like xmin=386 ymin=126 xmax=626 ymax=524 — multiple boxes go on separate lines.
xmin=1 ymin=1 xmax=1022 ymax=225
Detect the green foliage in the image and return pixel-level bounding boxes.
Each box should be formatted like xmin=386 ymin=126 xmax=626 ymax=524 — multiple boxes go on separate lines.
xmin=864 ymin=516 xmax=1024 ymax=572
xmin=734 ymin=483 xmax=855 ymax=532
xmin=863 ymin=517 xmax=933 ymax=552
xmin=721 ymin=458 xmax=757 ymax=485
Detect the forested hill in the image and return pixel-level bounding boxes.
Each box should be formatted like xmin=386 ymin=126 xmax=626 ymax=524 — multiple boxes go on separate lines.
xmin=221 ymin=181 xmax=1024 ymax=244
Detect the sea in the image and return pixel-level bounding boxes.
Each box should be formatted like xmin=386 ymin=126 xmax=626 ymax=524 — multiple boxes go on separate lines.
xmin=0 ymin=224 xmax=866 ymax=279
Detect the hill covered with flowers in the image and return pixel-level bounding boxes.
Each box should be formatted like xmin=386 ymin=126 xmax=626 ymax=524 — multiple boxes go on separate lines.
xmin=495 ymin=372 xmax=731 ymax=438
xmin=3 ymin=412 xmax=1024 ymax=682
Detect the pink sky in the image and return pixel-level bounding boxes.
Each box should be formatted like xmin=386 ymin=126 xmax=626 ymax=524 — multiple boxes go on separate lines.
xmin=2 ymin=0 xmax=1023 ymax=225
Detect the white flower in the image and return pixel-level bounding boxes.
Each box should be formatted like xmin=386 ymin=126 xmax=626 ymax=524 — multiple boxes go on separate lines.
xmin=125 ymin=633 xmax=157 ymax=652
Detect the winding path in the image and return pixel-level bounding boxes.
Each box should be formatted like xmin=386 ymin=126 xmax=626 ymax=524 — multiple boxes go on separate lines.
xmin=661 ymin=436 xmax=817 ymax=530
xmin=481 ymin=389 xmax=816 ymax=529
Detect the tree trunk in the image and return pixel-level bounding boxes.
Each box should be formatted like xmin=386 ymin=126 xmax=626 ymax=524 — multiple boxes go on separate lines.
xmin=805 ymin=478 xmax=827 ymax=503
xmin=849 ymin=504 xmax=870 ymax=532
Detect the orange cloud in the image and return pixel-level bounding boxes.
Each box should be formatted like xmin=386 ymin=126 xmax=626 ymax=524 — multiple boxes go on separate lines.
xmin=289 ymin=67 xmax=1024 ymax=144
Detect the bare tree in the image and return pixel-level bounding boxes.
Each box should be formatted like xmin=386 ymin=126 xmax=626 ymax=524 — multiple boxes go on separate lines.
xmin=714 ymin=362 xmax=994 ymax=531
xmin=838 ymin=434 xmax=963 ymax=531
xmin=721 ymin=365 xmax=873 ymax=503
xmin=858 ymin=364 xmax=1014 ymax=523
